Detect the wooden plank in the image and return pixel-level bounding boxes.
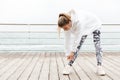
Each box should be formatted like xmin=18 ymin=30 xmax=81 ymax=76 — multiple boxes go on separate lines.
xmin=104 ymin=52 xmax=120 ymax=64
xmin=0 ymin=52 xmax=119 ymax=80
xmin=96 ymin=53 xmax=120 ymax=78
xmin=0 ymin=52 xmax=12 ymax=64
xmin=0 ymin=52 xmax=11 ymax=58
xmin=86 ymin=53 xmax=120 ymax=80
xmin=0 ymin=52 xmax=24 ymax=78
xmin=61 ymin=53 xmax=80 ymax=80
xmin=73 ymin=61 xmax=91 ymax=80
xmin=39 ymin=53 xmax=50 ymax=80
xmin=102 ymin=53 xmax=120 ymax=72
xmin=29 ymin=53 xmax=45 ymax=80
xmin=0 ymin=52 xmax=27 ymax=80
xmin=76 ymin=53 xmax=102 ymax=80
xmin=49 ymin=53 xmax=59 ymax=80
xmin=56 ymin=53 xmax=70 ymax=80
xmin=0 ymin=52 xmax=16 ymax=69
xmin=18 ymin=53 xmax=40 ymax=80
xmin=7 ymin=52 xmax=35 ymax=80
xmin=0 ymin=52 xmax=23 ymax=76
xmin=83 ymin=53 xmax=112 ymax=80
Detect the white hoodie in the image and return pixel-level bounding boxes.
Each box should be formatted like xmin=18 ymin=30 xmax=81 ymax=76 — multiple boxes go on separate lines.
xmin=64 ymin=9 xmax=102 ymax=56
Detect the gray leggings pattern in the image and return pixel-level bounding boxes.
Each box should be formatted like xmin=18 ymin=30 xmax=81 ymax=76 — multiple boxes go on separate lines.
xmin=68 ymin=30 xmax=103 ymax=66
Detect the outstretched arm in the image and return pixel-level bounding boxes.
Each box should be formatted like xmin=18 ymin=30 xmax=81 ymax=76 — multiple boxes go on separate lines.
xmin=64 ymin=31 xmax=72 ymax=57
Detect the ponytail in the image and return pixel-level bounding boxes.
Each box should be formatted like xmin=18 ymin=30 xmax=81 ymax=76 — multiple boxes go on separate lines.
xmin=59 ymin=13 xmax=71 ymax=21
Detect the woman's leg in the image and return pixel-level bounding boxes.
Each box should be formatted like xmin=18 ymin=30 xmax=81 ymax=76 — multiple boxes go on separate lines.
xmin=93 ymin=30 xmax=103 ymax=66
xmin=68 ymin=35 xmax=87 ymax=66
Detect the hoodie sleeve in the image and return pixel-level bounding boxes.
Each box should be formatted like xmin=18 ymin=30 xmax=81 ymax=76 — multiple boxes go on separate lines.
xmin=64 ymin=31 xmax=72 ymax=56
xmin=67 ymin=9 xmax=82 ymax=53
xmin=71 ymin=33 xmax=82 ymax=53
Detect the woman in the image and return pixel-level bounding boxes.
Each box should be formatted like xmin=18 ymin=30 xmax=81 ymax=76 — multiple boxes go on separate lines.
xmin=58 ymin=9 xmax=105 ymax=76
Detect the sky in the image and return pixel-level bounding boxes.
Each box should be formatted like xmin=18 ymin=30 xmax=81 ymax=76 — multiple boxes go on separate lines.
xmin=0 ymin=0 xmax=120 ymax=24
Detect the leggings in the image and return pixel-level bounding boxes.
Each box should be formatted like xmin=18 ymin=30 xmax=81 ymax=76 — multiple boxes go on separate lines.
xmin=68 ymin=30 xmax=103 ymax=66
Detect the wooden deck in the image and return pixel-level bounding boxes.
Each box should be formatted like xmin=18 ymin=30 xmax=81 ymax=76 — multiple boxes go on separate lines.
xmin=0 ymin=52 xmax=120 ymax=80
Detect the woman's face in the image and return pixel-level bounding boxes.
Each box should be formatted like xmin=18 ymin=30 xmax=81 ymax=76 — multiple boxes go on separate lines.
xmin=62 ymin=22 xmax=72 ymax=31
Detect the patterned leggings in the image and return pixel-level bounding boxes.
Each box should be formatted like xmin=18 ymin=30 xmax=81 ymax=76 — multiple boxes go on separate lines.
xmin=68 ymin=30 xmax=103 ymax=66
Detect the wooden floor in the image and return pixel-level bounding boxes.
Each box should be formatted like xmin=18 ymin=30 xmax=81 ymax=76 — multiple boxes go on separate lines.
xmin=0 ymin=52 xmax=120 ymax=80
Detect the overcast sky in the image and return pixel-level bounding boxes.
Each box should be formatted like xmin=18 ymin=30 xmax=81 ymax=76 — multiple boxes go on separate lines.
xmin=0 ymin=0 xmax=120 ymax=24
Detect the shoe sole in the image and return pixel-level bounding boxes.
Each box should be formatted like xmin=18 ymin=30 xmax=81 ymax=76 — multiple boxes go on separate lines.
xmin=96 ymin=72 xmax=106 ymax=76
xmin=63 ymin=72 xmax=71 ymax=75
xmin=63 ymin=73 xmax=69 ymax=75
xmin=98 ymin=74 xmax=106 ymax=76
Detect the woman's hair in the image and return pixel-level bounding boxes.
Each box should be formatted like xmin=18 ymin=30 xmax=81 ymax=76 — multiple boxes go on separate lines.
xmin=58 ymin=13 xmax=71 ymax=27
xmin=57 ymin=13 xmax=71 ymax=39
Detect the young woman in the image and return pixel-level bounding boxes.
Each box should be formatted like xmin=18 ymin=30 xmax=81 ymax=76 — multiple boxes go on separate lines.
xmin=58 ymin=9 xmax=105 ymax=76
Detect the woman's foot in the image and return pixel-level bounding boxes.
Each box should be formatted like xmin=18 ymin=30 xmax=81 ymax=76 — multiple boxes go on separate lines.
xmin=96 ymin=65 xmax=106 ymax=76
xmin=63 ymin=65 xmax=72 ymax=75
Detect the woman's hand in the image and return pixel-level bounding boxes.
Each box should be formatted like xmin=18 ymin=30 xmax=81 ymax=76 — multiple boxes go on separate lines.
xmin=67 ymin=52 xmax=74 ymax=61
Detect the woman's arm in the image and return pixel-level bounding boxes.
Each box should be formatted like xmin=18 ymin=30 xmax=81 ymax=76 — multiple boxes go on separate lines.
xmin=66 ymin=34 xmax=82 ymax=61
xmin=71 ymin=34 xmax=82 ymax=53
xmin=64 ymin=31 xmax=72 ymax=56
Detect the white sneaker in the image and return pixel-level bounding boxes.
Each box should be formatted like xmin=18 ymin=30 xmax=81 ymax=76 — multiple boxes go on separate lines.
xmin=96 ymin=66 xmax=106 ymax=76
xmin=63 ymin=65 xmax=72 ymax=75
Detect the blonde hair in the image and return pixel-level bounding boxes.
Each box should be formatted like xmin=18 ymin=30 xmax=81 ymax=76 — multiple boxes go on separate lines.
xmin=58 ymin=13 xmax=71 ymax=39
